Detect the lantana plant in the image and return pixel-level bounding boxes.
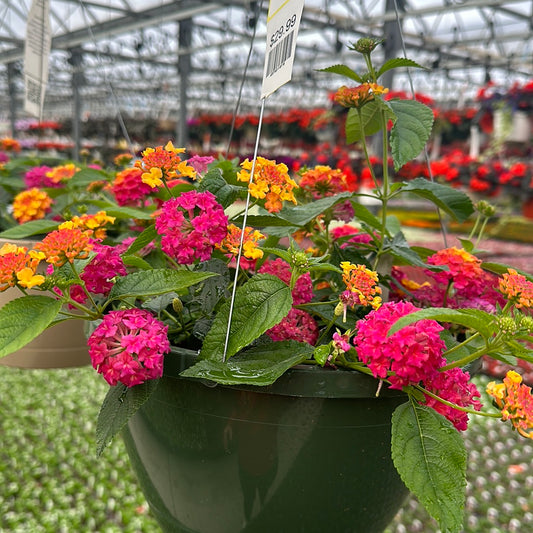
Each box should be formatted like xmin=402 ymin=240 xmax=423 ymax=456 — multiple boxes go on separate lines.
xmin=0 ymin=39 xmax=532 ymax=533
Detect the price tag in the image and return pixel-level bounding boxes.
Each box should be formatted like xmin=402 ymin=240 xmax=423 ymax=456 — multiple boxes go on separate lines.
xmin=24 ymin=0 xmax=51 ymax=118
xmin=261 ymin=0 xmax=305 ymax=99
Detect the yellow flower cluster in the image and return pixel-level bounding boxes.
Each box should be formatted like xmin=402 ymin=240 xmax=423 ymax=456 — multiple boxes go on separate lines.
xmin=0 ymin=243 xmax=45 ymax=291
xmin=340 ymin=261 xmax=382 ymax=310
xmin=237 ymin=157 xmax=298 ymax=213
xmin=218 ymin=224 xmax=265 ymax=260
xmin=333 ymin=83 xmax=389 ymax=108
xmin=136 ymin=141 xmax=196 ymax=188
xmin=12 ymin=188 xmax=53 ymax=223
xmin=487 ymin=370 xmax=533 ymax=440
xmin=66 ymin=211 xmax=116 ymax=240
xmin=45 ymin=163 xmax=80 ymax=184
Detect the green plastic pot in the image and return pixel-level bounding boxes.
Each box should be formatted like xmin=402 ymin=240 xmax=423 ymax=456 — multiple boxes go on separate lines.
xmin=122 ymin=348 xmax=409 ymax=533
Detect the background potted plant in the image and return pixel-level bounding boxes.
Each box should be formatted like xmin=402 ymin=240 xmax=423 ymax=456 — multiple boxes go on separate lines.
xmin=0 ymin=39 xmax=531 ymax=533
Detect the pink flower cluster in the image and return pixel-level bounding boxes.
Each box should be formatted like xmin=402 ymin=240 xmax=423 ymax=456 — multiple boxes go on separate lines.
xmin=112 ymin=167 xmax=153 ymax=207
xmin=24 ymin=165 xmax=59 ymax=188
xmin=354 ymin=300 xmax=481 ymax=430
xmin=155 ymin=191 xmax=228 ymax=264
xmin=259 ymin=258 xmax=313 ymax=305
xmin=259 ymin=258 xmax=317 ymax=344
xmin=266 ymin=308 xmax=319 ymax=345
xmin=70 ymin=243 xmax=127 ymax=304
xmin=330 ymin=224 xmax=373 ymax=248
xmin=88 ymin=308 xmax=170 ymax=387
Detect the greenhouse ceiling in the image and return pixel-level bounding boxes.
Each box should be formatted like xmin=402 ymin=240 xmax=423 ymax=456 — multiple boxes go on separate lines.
xmin=0 ymin=0 xmax=532 ymax=122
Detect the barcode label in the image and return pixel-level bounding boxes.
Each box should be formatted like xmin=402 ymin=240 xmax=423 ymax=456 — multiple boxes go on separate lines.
xmin=266 ymin=30 xmax=294 ymax=78
xmin=26 ymin=78 xmax=42 ymax=105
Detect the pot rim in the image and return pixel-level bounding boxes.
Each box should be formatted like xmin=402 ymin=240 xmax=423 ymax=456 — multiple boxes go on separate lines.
xmin=164 ymin=345 xmax=406 ymax=399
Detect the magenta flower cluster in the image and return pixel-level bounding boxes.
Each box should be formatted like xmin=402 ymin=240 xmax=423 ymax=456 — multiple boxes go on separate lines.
xmin=258 ymin=258 xmax=318 ymax=344
xmin=70 ymin=243 xmax=127 ymax=304
xmin=354 ymin=301 xmax=481 ymax=430
xmin=259 ymin=258 xmax=313 ymax=305
xmin=155 ymin=190 xmax=228 ymax=264
xmin=24 ymin=165 xmax=58 ymax=188
xmin=88 ymin=308 xmax=170 ymax=387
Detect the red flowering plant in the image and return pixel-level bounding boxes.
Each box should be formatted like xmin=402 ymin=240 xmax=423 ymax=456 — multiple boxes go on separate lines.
xmin=0 ymin=39 xmax=532 ymax=533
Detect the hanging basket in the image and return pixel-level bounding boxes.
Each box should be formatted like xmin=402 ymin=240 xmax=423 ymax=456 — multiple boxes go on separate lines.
xmin=122 ymin=348 xmax=409 ymax=533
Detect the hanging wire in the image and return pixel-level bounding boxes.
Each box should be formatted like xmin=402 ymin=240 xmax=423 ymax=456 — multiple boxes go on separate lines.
xmin=77 ymin=0 xmax=134 ymax=154
xmin=392 ymin=0 xmax=448 ymax=247
xmin=224 ymin=0 xmax=264 ymax=157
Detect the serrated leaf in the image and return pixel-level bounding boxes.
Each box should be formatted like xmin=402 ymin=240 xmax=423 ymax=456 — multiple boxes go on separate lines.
xmin=108 ymin=269 xmax=218 ymax=300
xmin=317 ymin=64 xmax=363 ymax=83
xmin=195 ymin=258 xmax=230 ymax=315
xmin=376 ymin=58 xmax=428 ymax=79
xmin=121 ymin=255 xmax=154 ymax=270
xmin=199 ymin=167 xmax=243 ymax=208
xmin=96 ymin=379 xmax=159 ymax=456
xmin=400 ymin=178 xmax=474 ymax=223
xmin=182 ymin=341 xmax=313 ymax=385
xmin=0 ymin=220 xmax=60 ymax=239
xmin=345 ymin=101 xmax=395 ymax=143
xmin=389 ymin=100 xmax=434 ymax=170
xmin=388 ymin=307 xmax=495 ymax=339
xmin=392 ymin=401 xmax=466 ymax=533
xmin=200 ymin=274 xmax=292 ymax=362
xmin=0 ymin=295 xmax=62 ymax=357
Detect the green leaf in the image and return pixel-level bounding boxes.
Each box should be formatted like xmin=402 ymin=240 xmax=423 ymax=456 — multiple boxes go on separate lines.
xmin=96 ymin=379 xmax=159 ymax=456
xmin=482 ymin=262 xmax=533 ymax=282
xmin=351 ymin=202 xmax=383 ymax=231
xmin=277 ymin=192 xmax=353 ymax=226
xmin=0 ymin=220 xmax=60 ymax=239
xmin=122 ymin=225 xmax=157 ymax=255
xmin=89 ymin=201 xmax=154 ymax=220
xmin=400 ymin=178 xmax=474 ymax=223
xmin=108 ymin=269 xmax=218 ymax=300
xmin=231 ymin=214 xmax=296 ymax=228
xmin=199 ymin=167 xmax=243 ymax=208
xmin=182 ymin=341 xmax=313 ymax=385
xmin=67 ymin=168 xmax=110 ymax=189
xmin=376 ymin=58 xmax=428 ymax=79
xmin=200 ymin=274 xmax=292 ymax=362
xmin=392 ymin=401 xmax=466 ymax=533
xmin=0 ymin=295 xmax=62 ymax=357
xmin=385 ymin=232 xmax=435 ymax=268
xmin=317 ymin=64 xmax=363 ymax=83
xmin=345 ymin=100 xmax=395 ymax=143
xmin=388 ymin=307 xmax=495 ymax=339
xmin=389 ymin=100 xmax=434 ymax=170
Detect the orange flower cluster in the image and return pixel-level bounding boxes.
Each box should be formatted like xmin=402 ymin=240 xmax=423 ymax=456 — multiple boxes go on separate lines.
xmin=45 ymin=163 xmax=80 ymax=184
xmin=218 ymin=224 xmax=265 ymax=260
xmin=299 ymin=165 xmax=350 ymax=199
xmin=499 ymin=268 xmax=533 ymax=308
xmin=340 ymin=262 xmax=382 ymax=310
xmin=135 ymin=141 xmax=196 ymax=188
xmin=35 ymin=224 xmax=94 ymax=267
xmin=237 ymin=157 xmax=298 ymax=213
xmin=0 ymin=138 xmax=21 ymax=152
xmin=487 ymin=370 xmax=533 ymax=440
xmin=0 ymin=243 xmax=45 ymax=292
xmin=334 ymin=83 xmax=389 ymax=108
xmin=113 ymin=152 xmax=134 ymax=166
xmin=68 ymin=211 xmax=116 ymax=240
xmin=12 ymin=188 xmax=52 ymax=223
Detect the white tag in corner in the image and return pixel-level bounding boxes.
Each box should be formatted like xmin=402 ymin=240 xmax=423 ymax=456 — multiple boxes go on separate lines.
xmin=261 ymin=0 xmax=305 ymax=99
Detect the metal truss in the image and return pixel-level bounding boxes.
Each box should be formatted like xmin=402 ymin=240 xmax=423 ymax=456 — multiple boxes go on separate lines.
xmin=0 ymin=0 xmax=532 ymax=121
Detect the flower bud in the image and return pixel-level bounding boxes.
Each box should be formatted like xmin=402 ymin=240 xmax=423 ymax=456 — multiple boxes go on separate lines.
xmin=350 ymin=37 xmax=383 ymax=54
xmin=475 ymin=200 xmax=496 ymax=217
xmin=519 ymin=315 xmax=533 ymax=333
xmin=172 ymin=297 xmax=184 ymax=314
xmin=497 ymin=316 xmax=518 ymax=335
